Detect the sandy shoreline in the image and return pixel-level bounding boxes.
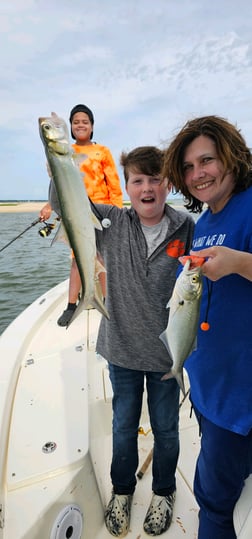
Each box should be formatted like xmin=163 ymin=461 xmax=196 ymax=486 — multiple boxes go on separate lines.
xmin=0 ymin=200 xmax=186 ymax=214
xmin=0 ymin=202 xmax=46 ymax=213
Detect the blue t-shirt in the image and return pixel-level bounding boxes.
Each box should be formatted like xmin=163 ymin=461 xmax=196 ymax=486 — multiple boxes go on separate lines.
xmin=185 ymin=187 xmax=252 ymax=435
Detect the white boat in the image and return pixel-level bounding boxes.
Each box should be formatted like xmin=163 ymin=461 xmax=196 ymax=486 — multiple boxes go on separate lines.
xmin=0 ymin=280 xmax=251 ymax=538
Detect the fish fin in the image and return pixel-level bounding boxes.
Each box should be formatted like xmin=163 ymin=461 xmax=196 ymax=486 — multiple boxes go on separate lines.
xmin=166 ymin=299 xmax=171 ymax=309
xmin=50 ymin=221 xmax=69 ymax=246
xmin=161 ymin=371 xmax=173 ymax=381
xmin=95 ymin=254 xmax=106 ymax=276
xmin=161 ymin=370 xmax=186 ymax=397
xmin=166 ymin=296 xmax=184 ymax=313
xmin=92 ymin=255 xmax=109 ymax=318
xmin=95 ymin=255 xmax=107 ymax=298
xmin=91 ymin=210 xmax=103 ymax=230
xmin=159 ymin=330 xmax=172 ymax=356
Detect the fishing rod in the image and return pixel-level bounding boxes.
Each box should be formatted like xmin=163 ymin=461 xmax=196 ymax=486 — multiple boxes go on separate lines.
xmin=0 ymin=218 xmax=41 ymax=253
xmin=0 ymin=198 xmax=111 ymax=254
xmin=0 ymin=194 xmax=110 ymax=254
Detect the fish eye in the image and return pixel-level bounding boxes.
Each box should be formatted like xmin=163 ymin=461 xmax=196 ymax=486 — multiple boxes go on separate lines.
xmin=191 ymin=275 xmax=198 ymax=283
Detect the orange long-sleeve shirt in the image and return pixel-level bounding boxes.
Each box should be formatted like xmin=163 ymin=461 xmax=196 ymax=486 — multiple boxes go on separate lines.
xmin=72 ymin=143 xmax=123 ymax=207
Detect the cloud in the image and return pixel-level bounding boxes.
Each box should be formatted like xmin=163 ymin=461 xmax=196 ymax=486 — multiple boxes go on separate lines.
xmin=1 ymin=0 xmax=252 ymax=199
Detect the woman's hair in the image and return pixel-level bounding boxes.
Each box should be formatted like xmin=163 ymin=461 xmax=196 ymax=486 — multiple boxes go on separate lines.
xmin=120 ymin=146 xmax=164 ymax=184
xmin=163 ymin=115 xmax=252 ymax=212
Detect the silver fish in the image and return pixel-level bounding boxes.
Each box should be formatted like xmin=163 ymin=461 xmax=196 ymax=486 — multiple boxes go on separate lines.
xmin=159 ymin=258 xmax=203 ymax=395
xmin=38 ymin=112 xmax=109 ymax=323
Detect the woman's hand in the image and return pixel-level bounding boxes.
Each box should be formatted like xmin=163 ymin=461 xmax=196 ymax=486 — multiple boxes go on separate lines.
xmin=190 ymin=246 xmax=252 ymax=281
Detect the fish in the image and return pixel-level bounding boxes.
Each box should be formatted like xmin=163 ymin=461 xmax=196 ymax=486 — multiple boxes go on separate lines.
xmin=38 ymin=112 xmax=109 ymax=324
xmin=159 ymin=256 xmax=204 ymax=395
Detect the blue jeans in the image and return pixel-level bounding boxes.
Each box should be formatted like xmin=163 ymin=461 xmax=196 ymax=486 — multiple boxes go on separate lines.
xmin=108 ymin=363 xmax=180 ymax=495
xmin=193 ymin=406 xmax=252 ymax=539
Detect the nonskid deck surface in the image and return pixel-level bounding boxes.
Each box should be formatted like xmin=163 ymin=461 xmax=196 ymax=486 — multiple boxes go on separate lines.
xmin=87 ymin=311 xmax=200 ymax=539
xmin=0 ymin=281 xmax=200 ymax=538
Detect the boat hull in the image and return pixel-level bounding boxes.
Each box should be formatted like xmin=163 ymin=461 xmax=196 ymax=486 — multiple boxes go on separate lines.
xmin=0 ymin=280 xmax=250 ymax=538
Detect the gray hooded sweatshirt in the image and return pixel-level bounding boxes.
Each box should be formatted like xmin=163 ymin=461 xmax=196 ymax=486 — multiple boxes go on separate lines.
xmin=94 ymin=203 xmax=195 ymax=373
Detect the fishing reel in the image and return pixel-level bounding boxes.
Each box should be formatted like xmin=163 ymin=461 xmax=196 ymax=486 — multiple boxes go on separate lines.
xmin=38 ymin=221 xmax=56 ymax=238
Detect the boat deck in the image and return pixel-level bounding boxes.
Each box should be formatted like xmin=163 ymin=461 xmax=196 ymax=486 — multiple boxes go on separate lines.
xmin=0 ymin=279 xmax=250 ymax=538
xmin=87 ymin=309 xmax=200 ymax=539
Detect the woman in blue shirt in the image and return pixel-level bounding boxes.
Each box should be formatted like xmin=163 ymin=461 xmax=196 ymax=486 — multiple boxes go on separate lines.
xmin=163 ymin=115 xmax=252 ymax=539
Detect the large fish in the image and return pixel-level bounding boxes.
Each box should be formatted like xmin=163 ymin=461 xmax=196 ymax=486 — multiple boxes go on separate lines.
xmin=159 ymin=256 xmax=204 ymax=395
xmin=38 ymin=112 xmax=109 ymax=324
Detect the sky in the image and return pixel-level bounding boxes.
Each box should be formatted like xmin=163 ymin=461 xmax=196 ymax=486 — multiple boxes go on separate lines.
xmin=1 ymin=0 xmax=252 ymax=201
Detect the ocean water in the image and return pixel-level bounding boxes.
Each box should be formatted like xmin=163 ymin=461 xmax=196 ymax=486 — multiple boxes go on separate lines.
xmin=0 ymin=200 xmax=194 ymax=336
xmin=0 ymin=212 xmax=71 ymax=335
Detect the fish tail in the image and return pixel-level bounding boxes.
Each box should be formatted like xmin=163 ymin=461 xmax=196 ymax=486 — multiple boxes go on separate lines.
xmin=161 ymin=369 xmax=186 ymax=397
xmin=91 ymin=296 xmax=109 ymax=319
xmin=76 ymin=284 xmax=109 ymax=320
xmin=175 ymin=371 xmax=186 ymax=397
xmin=65 ymin=292 xmax=109 ymax=327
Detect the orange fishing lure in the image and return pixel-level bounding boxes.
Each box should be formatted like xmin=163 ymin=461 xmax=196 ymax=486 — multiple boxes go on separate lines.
xmin=179 ymin=255 xmax=206 ymax=269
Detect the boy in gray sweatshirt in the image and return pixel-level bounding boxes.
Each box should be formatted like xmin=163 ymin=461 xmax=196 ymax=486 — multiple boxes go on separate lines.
xmin=93 ymin=146 xmax=194 ymax=537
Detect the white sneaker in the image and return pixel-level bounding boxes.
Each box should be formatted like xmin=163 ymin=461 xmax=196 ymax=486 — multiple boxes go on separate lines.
xmin=105 ymin=492 xmax=133 ymax=537
xmin=143 ymin=492 xmax=176 ymax=536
